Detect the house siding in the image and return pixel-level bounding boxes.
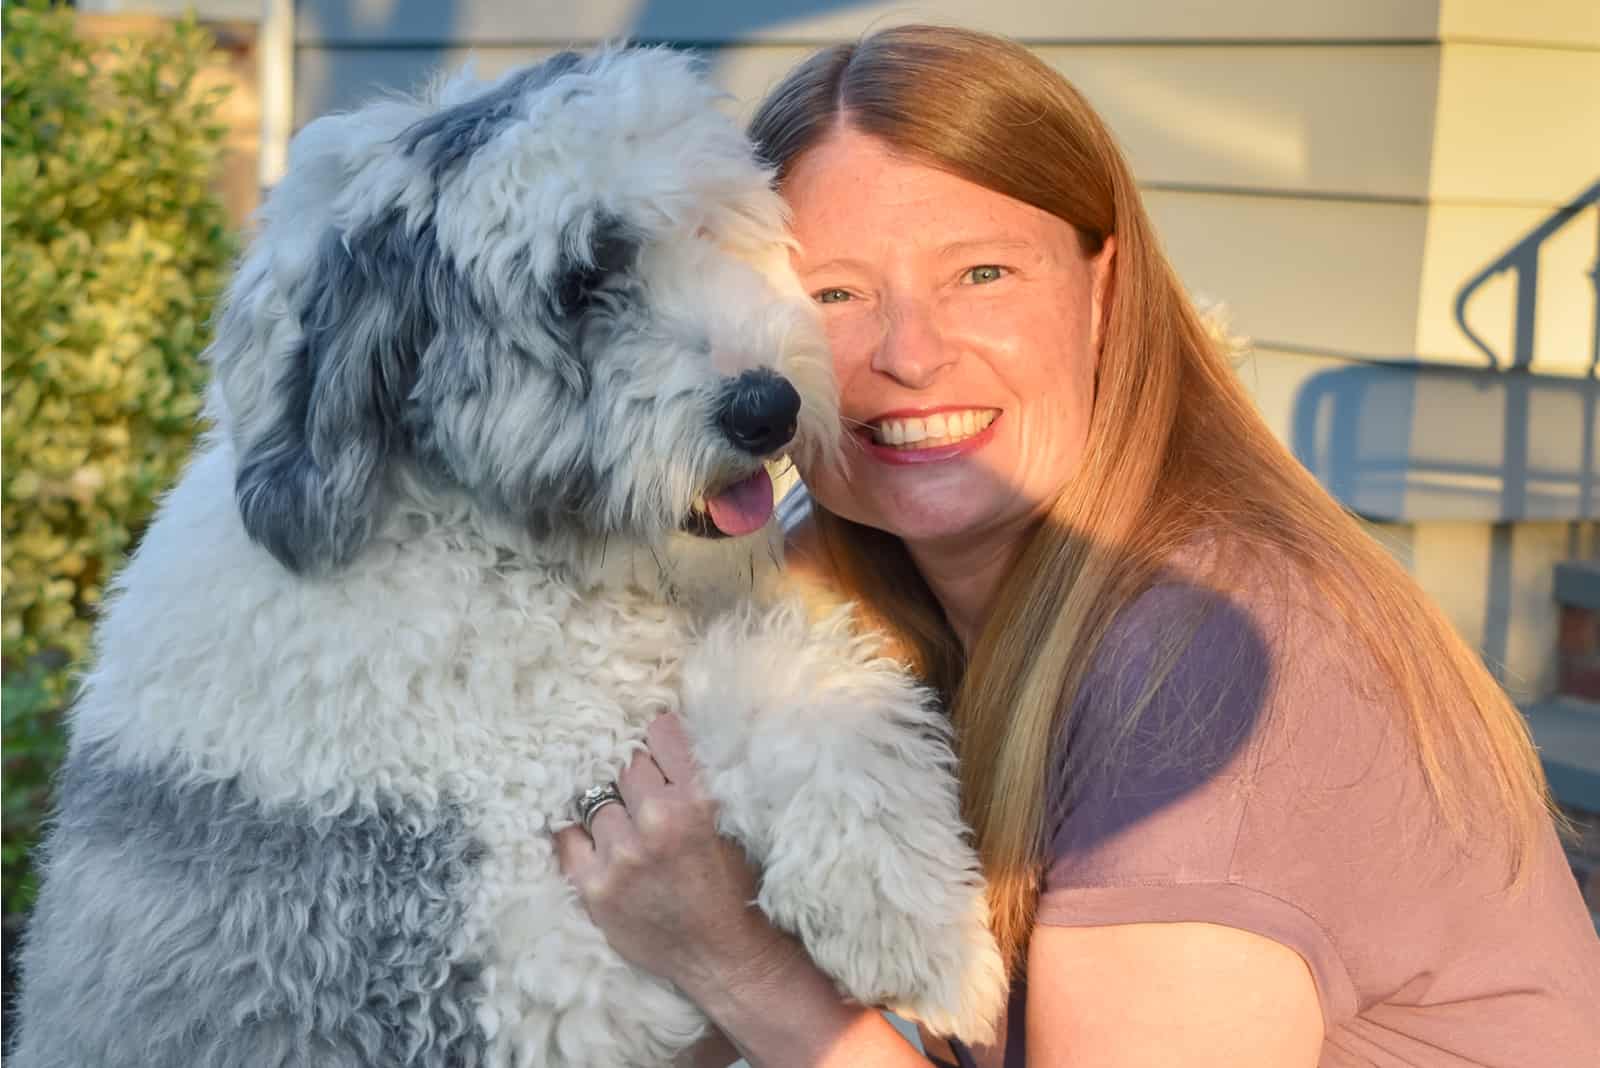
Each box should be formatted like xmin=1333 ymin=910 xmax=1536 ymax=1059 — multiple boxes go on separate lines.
xmin=284 ymin=0 xmax=1599 ymax=693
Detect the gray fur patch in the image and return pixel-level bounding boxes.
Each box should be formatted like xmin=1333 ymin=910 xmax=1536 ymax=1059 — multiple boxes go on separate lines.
xmin=11 ymin=741 xmax=487 ymax=1067
xmin=402 ymin=52 xmax=585 ymax=184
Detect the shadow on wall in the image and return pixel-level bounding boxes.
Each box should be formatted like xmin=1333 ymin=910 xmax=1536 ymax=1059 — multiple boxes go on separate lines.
xmin=304 ymin=0 xmax=869 ymax=41
xmin=1291 ymin=180 xmax=1600 ymax=680
xmin=1456 ymin=179 xmax=1600 ymax=375
xmin=630 ymin=0 xmax=872 ymax=40
xmin=293 ymin=0 xmax=867 ymax=141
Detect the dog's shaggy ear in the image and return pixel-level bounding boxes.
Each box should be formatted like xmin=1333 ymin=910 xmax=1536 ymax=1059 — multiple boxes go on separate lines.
xmin=235 ymin=217 xmax=432 ymax=575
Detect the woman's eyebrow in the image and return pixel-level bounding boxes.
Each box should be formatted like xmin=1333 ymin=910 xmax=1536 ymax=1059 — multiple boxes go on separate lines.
xmin=935 ymin=237 xmax=1037 ymax=258
xmin=802 ymin=240 xmax=1038 ymax=274
xmin=798 ymin=256 xmax=874 ymax=275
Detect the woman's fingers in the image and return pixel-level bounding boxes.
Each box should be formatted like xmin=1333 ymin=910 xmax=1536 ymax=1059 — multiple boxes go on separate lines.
xmin=617 ymin=746 xmax=669 ymax=806
xmin=645 ymin=712 xmax=701 ymax=787
xmin=559 ymin=714 xmax=712 ymax=902
xmin=553 ymin=825 xmax=596 ymax=878
xmin=586 ymin=794 xmax=633 ymax=844
xmin=550 ymin=714 xmax=769 ymax=992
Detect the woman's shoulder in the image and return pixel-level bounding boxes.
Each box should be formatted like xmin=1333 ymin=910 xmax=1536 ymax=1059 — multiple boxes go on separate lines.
xmin=1096 ymin=536 xmax=1370 ymax=700
xmin=1055 ymin=536 xmax=1401 ymax=867
xmin=1056 ymin=533 xmax=1458 ymax=897
xmin=1048 ymin=536 xmax=1600 ymax=1049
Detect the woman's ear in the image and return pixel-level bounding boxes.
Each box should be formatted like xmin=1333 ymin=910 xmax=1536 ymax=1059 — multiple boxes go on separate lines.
xmin=1090 ymin=233 xmax=1117 ymax=357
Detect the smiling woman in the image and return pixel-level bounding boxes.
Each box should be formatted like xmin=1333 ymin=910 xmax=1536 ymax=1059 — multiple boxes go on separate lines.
xmin=784 ymin=127 xmax=1110 ymax=593
xmin=557 ymin=23 xmax=1600 ymax=1068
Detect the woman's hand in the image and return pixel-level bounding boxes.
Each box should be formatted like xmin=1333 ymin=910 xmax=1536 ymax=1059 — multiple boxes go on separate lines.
xmin=554 ymin=713 xmax=795 ymax=1003
xmin=556 ymin=713 xmax=929 ymax=1068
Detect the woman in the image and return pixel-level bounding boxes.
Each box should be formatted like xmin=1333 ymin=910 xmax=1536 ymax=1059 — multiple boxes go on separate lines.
xmin=555 ymin=25 xmax=1600 ymax=1066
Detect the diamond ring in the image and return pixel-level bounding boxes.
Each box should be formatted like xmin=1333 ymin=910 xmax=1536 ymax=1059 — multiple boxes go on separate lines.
xmin=575 ymin=782 xmax=625 ymax=835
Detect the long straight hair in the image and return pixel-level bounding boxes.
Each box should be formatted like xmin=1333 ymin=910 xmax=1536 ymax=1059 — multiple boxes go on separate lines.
xmin=749 ymin=25 xmax=1554 ymax=973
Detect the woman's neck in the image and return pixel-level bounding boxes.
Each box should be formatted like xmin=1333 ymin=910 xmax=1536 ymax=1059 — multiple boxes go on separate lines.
xmin=905 ymin=525 xmax=1031 ymax=653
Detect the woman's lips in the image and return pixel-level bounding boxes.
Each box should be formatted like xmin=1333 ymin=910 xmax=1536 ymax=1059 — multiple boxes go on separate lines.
xmin=853 ymin=408 xmax=1001 ymax=465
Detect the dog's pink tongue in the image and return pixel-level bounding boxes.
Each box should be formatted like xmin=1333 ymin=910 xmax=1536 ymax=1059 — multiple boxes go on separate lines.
xmin=705 ymin=468 xmax=775 ymax=537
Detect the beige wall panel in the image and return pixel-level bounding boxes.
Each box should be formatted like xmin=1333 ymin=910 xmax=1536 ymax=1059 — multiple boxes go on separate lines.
xmin=1407 ymin=521 xmax=1580 ymax=698
xmin=1355 ymin=516 xmax=1584 ymax=699
xmin=1145 ymin=190 xmax=1599 ymax=375
xmin=294 ymin=47 xmax=567 ymax=122
xmin=1410 ymin=520 xmax=1496 ymax=665
xmin=1230 ymin=345 xmax=1346 ymax=447
xmin=294 ymin=1 xmax=1443 ymax=47
xmin=1503 ymin=521 xmax=1578 ymax=696
xmin=1142 ymin=190 xmax=1428 ymax=359
xmin=1359 ymin=518 xmax=1417 ymax=571
xmin=1439 ymin=0 xmax=1600 ymax=48
xmin=1351 ymin=516 xmax=1571 ymax=699
xmin=1429 ymin=44 xmax=1600 ymax=204
xmin=297 ymin=43 xmax=1442 ymax=203
xmin=1416 ymin=199 xmax=1598 ymax=375
xmin=717 ymin=44 xmax=1444 ymax=200
xmin=1054 ymin=46 xmax=1442 ymax=200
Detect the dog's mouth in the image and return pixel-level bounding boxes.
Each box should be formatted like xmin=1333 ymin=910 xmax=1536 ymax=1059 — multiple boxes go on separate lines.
xmin=681 ymin=467 xmax=776 ymax=539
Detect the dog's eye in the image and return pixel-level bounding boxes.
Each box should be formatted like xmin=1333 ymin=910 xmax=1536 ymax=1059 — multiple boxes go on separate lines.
xmin=553 ymin=220 xmax=638 ymax=318
xmin=557 ymin=263 xmax=608 ymax=315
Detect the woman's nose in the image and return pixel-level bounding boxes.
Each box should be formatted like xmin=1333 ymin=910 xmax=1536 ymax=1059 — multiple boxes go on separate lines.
xmin=870 ymin=299 xmax=956 ymax=389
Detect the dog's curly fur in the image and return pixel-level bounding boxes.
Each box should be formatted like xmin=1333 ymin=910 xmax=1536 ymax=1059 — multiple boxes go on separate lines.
xmin=11 ymin=48 xmax=1006 ymax=1067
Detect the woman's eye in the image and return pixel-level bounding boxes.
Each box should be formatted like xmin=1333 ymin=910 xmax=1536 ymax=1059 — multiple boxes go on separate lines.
xmin=814 ymin=287 xmax=853 ymax=305
xmin=963 ymin=265 xmax=1006 ymax=285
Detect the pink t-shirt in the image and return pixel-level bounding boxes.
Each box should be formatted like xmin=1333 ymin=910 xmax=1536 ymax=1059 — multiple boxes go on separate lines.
xmin=945 ymin=563 xmax=1600 ymax=1067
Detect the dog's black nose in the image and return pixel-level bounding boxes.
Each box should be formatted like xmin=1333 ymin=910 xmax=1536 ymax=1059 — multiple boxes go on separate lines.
xmin=717 ymin=369 xmax=801 ymax=455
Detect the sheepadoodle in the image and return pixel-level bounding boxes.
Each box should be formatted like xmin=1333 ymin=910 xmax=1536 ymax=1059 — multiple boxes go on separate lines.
xmin=12 ymin=48 xmax=1006 ymax=1068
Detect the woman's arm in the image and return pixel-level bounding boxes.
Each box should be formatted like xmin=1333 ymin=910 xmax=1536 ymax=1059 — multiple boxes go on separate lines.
xmin=1026 ymin=922 xmax=1323 ymax=1065
xmin=681 ymin=930 xmax=930 ymax=1068
xmin=672 ymin=1030 xmax=741 ymax=1068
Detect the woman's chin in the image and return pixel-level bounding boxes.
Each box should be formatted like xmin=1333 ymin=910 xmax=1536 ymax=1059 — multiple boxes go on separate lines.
xmin=811 ymin=472 xmax=1025 ymax=547
xmin=853 ymin=498 xmax=1003 ymax=548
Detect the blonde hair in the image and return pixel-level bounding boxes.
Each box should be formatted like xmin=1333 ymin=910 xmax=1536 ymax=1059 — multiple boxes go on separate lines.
xmin=749 ymin=25 xmax=1554 ymax=973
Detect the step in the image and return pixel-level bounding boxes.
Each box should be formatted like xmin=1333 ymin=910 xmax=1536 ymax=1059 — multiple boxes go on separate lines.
xmin=1523 ymin=696 xmax=1600 ymax=926
xmin=1554 ymin=561 xmax=1600 ymax=701
xmin=1523 ymin=696 xmax=1600 ymax=814
xmin=1554 ymin=560 xmax=1600 ymax=613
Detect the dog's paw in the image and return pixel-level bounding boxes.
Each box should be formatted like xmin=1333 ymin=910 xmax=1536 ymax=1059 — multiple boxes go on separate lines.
xmin=679 ymin=600 xmax=1007 ymax=1044
xmin=752 ymin=778 xmax=1008 ymax=1047
xmin=879 ymin=892 xmax=1008 ymax=1046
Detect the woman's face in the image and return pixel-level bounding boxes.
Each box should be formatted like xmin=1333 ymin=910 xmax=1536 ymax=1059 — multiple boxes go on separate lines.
xmin=785 ymin=127 xmax=1115 ymax=551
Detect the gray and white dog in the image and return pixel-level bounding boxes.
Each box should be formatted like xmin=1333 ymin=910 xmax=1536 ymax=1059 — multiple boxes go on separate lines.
xmin=12 ymin=48 xmax=1005 ymax=1067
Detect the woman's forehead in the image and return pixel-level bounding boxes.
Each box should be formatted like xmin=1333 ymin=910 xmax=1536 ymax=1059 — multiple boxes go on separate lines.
xmin=784 ymin=135 xmax=1076 ymax=262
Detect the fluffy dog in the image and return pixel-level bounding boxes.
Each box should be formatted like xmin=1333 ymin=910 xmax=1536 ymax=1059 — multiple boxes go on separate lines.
xmin=12 ymin=48 xmax=1005 ymax=1067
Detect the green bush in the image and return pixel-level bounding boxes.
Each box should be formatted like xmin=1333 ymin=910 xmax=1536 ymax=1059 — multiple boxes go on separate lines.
xmin=1 ymin=1 xmax=234 ymax=915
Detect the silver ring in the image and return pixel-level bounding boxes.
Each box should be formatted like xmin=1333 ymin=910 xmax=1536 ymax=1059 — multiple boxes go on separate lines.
xmin=575 ymin=783 xmax=624 ymax=835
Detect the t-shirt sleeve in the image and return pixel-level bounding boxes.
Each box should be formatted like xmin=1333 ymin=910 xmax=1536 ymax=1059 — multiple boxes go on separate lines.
xmin=1034 ymin=578 xmax=1360 ymax=1025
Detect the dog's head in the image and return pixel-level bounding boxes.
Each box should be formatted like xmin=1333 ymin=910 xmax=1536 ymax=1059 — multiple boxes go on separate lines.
xmin=211 ymin=48 xmax=836 ymax=576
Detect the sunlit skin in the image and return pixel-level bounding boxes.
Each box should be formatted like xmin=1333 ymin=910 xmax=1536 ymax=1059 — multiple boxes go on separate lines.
xmin=786 ymin=125 xmax=1115 ymax=646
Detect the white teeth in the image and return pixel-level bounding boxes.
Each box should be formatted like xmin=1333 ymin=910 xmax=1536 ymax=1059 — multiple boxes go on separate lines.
xmin=868 ymin=409 xmax=997 ymax=448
